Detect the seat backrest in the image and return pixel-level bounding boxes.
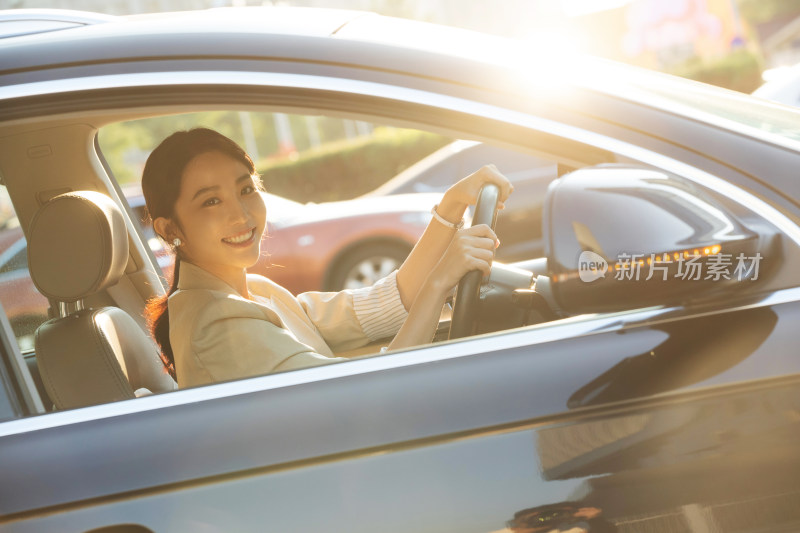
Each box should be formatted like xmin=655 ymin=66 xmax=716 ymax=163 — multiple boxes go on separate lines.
xmin=28 ymin=191 xmax=176 ymax=410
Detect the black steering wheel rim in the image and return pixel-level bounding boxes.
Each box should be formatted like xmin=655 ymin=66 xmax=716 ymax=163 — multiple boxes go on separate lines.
xmin=448 ymin=184 xmax=500 ymax=339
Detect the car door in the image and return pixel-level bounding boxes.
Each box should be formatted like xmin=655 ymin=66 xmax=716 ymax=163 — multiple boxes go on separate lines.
xmin=1 ymin=290 xmax=799 ymax=533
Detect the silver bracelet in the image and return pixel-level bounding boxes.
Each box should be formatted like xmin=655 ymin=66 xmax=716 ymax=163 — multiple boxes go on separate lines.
xmin=431 ymin=204 xmax=464 ymax=229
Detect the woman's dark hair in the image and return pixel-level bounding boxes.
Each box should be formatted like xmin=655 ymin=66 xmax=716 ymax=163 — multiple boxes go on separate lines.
xmin=142 ymin=127 xmax=256 ymax=380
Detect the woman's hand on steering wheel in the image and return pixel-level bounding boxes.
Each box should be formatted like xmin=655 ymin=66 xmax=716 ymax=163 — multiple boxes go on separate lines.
xmin=445 ymin=166 xmax=514 ymax=339
xmin=436 ymin=164 xmax=515 ymax=225
xmin=430 ymin=224 xmax=498 ymax=293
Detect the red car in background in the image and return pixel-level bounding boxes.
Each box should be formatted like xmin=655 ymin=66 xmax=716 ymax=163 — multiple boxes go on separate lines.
xmin=252 ymin=192 xmax=438 ymax=293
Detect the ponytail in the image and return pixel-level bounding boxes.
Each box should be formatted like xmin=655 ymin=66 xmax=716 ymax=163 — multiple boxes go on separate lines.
xmin=145 ymin=257 xmax=181 ymax=380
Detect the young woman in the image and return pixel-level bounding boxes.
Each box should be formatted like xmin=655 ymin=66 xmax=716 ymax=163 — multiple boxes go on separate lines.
xmin=143 ymin=128 xmax=513 ymax=388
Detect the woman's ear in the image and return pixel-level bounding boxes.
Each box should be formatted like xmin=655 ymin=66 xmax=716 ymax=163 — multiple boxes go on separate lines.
xmin=153 ymin=216 xmax=176 ymax=243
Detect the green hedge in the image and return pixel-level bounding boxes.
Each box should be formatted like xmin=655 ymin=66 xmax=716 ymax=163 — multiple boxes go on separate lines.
xmin=257 ymin=128 xmax=451 ymax=202
xmin=670 ymin=49 xmax=764 ymax=93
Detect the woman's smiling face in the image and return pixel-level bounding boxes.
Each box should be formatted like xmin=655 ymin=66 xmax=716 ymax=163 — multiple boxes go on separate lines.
xmin=167 ymin=150 xmax=267 ymax=279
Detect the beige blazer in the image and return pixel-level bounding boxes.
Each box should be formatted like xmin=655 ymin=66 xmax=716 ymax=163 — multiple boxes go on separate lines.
xmin=168 ymin=261 xmax=408 ymax=389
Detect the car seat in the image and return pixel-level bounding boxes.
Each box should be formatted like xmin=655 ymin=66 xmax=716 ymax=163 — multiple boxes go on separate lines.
xmin=28 ymin=191 xmax=176 ymax=410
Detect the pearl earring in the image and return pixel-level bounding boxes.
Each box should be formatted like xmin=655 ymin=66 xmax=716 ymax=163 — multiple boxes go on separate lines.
xmin=172 ymin=238 xmax=182 ymax=247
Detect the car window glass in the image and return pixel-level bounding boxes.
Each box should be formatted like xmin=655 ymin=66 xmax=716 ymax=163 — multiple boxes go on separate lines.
xmin=0 ymin=186 xmax=50 ymax=353
xmin=0 ymin=247 xmax=27 ymax=274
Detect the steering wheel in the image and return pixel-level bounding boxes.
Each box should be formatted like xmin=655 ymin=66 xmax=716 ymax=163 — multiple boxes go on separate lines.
xmin=449 ymin=184 xmax=500 ymax=339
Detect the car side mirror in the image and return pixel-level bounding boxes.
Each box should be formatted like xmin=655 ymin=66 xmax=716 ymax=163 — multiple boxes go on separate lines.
xmin=541 ymin=165 xmax=772 ymax=314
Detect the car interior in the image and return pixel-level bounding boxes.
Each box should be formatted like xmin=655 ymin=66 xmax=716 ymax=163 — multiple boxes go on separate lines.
xmin=0 ymin=99 xmax=790 ymax=416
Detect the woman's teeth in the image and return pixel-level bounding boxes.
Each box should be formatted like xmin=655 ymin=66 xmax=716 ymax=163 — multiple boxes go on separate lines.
xmin=223 ymin=229 xmax=254 ymax=244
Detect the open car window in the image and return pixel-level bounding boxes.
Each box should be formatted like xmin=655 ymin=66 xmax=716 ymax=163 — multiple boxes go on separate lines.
xmin=91 ymin=107 xmax=792 ymax=387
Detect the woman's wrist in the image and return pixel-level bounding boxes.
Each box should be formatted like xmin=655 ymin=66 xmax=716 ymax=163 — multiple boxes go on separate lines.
xmin=436 ymin=196 xmax=466 ymax=225
xmin=431 ymin=204 xmax=464 ymax=229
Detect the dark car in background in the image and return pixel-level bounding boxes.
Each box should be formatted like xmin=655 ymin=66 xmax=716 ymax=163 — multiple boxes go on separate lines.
xmin=369 ymin=140 xmax=557 ymax=261
xmin=0 ymin=7 xmax=800 ymax=533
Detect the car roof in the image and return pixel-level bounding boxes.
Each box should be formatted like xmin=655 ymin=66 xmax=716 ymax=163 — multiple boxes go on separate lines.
xmin=0 ymin=7 xmax=767 ymax=95
xmin=0 ymin=7 xmax=367 ymax=68
xmin=123 ymin=7 xmax=364 ymax=36
xmin=2 ymin=6 xmax=800 ymax=153
xmin=0 ymin=7 xmax=512 ymax=90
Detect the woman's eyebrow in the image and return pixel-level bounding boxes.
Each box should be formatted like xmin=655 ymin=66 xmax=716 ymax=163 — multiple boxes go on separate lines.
xmin=192 ymin=185 xmax=219 ymax=200
xmin=191 ymin=174 xmax=252 ymax=200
